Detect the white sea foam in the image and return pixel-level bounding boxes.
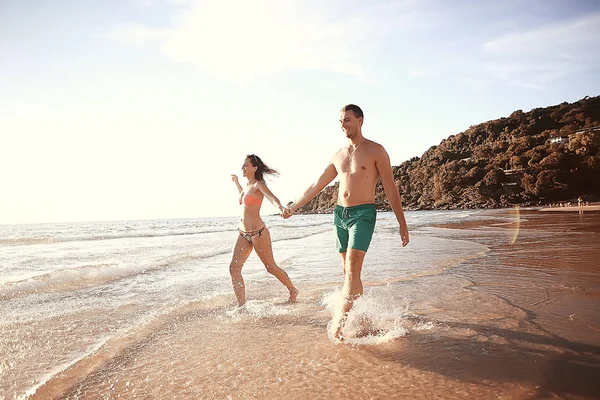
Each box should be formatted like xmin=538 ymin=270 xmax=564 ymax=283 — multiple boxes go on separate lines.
xmin=0 ymin=210 xmax=495 ymax=398
xmin=225 ymin=299 xmax=295 ymax=321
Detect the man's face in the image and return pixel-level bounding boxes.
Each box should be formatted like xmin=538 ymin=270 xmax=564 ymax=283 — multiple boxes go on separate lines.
xmin=339 ymin=110 xmax=361 ymax=138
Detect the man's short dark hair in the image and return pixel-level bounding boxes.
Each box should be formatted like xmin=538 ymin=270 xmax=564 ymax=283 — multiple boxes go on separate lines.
xmin=340 ymin=104 xmax=364 ymax=119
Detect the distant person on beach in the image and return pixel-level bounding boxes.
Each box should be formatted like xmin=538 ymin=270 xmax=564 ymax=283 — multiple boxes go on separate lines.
xmin=578 ymin=196 xmax=584 ymax=214
xmin=283 ymin=104 xmax=409 ymax=341
xmin=229 ymin=154 xmax=298 ymax=307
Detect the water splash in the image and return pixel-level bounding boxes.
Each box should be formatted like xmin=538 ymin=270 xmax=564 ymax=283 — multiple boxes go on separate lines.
xmin=322 ymin=289 xmax=411 ymax=345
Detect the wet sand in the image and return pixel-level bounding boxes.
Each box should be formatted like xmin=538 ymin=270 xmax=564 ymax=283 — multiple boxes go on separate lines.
xmin=32 ymin=288 xmax=543 ymax=400
xmin=31 ymin=210 xmax=600 ymax=399
xmin=538 ymin=205 xmax=600 ymax=212
xmin=433 ymin=209 xmax=600 ymax=399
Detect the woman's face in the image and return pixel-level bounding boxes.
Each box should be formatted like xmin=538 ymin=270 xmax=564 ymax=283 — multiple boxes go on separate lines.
xmin=241 ymin=157 xmax=257 ymax=179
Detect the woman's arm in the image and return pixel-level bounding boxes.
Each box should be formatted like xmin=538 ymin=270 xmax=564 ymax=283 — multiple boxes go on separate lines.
xmin=257 ymin=181 xmax=285 ymax=213
xmin=231 ymin=174 xmax=243 ymax=193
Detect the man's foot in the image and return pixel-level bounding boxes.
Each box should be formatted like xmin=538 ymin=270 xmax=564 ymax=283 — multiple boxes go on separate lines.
xmin=356 ymin=327 xmax=384 ymax=338
xmin=333 ymin=325 xmax=345 ymax=343
xmin=287 ymin=287 xmax=299 ymax=304
xmin=330 ymin=314 xmax=347 ymax=343
xmin=355 ymin=316 xmax=382 ymax=338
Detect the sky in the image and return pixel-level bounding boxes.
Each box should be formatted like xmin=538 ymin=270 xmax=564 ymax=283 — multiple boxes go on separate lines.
xmin=1 ymin=0 xmax=599 ymax=224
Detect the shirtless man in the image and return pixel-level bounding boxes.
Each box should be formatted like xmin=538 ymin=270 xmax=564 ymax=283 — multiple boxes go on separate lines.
xmin=283 ymin=104 xmax=409 ymax=341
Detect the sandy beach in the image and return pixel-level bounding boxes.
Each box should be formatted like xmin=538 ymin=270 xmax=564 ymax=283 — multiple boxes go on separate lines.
xmin=432 ymin=209 xmax=600 ymax=399
xmin=537 ymin=204 xmax=600 ymax=212
xmin=17 ymin=209 xmax=598 ymax=400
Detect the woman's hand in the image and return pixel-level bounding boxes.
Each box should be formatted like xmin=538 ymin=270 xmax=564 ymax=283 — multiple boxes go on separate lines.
xmin=278 ymin=205 xmax=288 ymax=218
xmin=231 ymin=174 xmax=239 ymax=184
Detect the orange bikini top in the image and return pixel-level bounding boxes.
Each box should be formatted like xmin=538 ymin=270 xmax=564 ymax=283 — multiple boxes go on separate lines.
xmin=242 ymin=193 xmax=262 ymax=206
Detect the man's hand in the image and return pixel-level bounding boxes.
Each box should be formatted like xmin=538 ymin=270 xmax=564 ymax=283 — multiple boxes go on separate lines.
xmin=277 ymin=205 xmax=286 ymax=218
xmin=283 ymin=202 xmax=295 ymax=219
xmin=282 ymin=207 xmax=293 ymax=219
xmin=400 ymin=224 xmax=409 ymax=247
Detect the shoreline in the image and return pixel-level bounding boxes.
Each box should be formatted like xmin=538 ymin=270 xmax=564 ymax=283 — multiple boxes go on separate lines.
xmin=537 ymin=204 xmax=600 ymax=212
xmin=20 ymin=210 xmax=600 ymax=399
xmin=295 ymin=202 xmax=600 ymax=215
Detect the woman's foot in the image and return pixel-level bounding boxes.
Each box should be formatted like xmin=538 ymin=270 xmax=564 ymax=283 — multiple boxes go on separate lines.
xmin=287 ymin=287 xmax=299 ymax=304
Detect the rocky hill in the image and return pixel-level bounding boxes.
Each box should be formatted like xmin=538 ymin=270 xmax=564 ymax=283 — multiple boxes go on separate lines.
xmin=298 ymin=95 xmax=600 ymax=213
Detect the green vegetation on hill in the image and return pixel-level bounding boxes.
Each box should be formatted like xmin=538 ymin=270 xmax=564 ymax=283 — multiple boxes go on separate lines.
xmin=299 ymin=95 xmax=600 ymax=213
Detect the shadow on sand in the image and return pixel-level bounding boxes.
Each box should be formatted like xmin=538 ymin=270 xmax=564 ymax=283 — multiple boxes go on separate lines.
xmin=365 ymin=318 xmax=600 ymax=399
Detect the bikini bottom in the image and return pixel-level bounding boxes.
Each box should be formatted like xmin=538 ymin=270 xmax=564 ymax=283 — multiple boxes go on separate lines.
xmin=239 ymin=226 xmax=265 ymax=242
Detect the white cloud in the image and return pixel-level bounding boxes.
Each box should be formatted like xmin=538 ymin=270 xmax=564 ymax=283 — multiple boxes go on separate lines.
xmin=409 ymin=66 xmax=441 ymax=78
xmin=110 ymin=0 xmax=416 ymax=83
xmin=137 ymin=0 xmax=190 ymax=7
xmin=483 ymin=12 xmax=600 ymax=55
xmin=482 ymin=12 xmax=600 ymax=89
xmin=164 ymin=0 xmax=189 ymax=5
xmin=400 ymin=5 xmax=600 ymax=91
xmin=108 ymin=23 xmax=166 ymax=45
xmin=459 ymin=77 xmax=490 ymax=91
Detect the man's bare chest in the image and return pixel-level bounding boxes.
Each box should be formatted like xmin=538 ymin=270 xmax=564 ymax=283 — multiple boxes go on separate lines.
xmin=335 ymin=152 xmax=376 ymax=174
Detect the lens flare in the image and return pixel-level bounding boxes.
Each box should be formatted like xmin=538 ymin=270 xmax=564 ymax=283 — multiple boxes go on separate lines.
xmin=510 ymin=205 xmax=521 ymax=245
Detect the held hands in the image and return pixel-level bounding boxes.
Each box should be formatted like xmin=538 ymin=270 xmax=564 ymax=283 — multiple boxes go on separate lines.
xmin=278 ymin=206 xmax=293 ymax=219
xmin=282 ymin=207 xmax=293 ymax=219
xmin=281 ymin=202 xmax=295 ymax=219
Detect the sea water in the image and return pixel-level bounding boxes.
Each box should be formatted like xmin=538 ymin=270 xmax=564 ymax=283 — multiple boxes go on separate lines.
xmin=1 ymin=210 xmax=515 ymax=398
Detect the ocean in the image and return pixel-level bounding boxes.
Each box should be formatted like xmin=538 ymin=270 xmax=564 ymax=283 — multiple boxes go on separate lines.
xmin=2 ymin=209 xmax=599 ymax=399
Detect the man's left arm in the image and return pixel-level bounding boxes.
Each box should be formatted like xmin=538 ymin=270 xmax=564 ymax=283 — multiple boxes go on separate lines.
xmin=376 ymin=146 xmax=409 ymax=247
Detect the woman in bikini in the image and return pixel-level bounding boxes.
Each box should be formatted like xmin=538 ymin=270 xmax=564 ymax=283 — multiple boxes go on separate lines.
xmin=229 ymin=154 xmax=298 ymax=307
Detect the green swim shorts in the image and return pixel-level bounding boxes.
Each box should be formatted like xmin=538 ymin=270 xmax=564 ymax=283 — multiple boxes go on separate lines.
xmin=334 ymin=204 xmax=377 ymax=253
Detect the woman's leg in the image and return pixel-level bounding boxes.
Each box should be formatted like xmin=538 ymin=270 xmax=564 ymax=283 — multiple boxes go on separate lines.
xmin=229 ymin=233 xmax=253 ymax=307
xmin=252 ymin=228 xmax=298 ymax=303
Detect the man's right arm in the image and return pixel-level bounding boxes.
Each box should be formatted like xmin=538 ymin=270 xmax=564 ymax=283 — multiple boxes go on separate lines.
xmin=288 ymin=163 xmax=338 ymax=215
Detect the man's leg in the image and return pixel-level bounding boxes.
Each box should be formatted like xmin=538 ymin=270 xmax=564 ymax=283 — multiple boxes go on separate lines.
xmin=342 ymin=248 xmax=366 ymax=304
xmin=339 ymin=252 xmax=347 ymax=275
xmin=332 ymin=206 xmax=375 ymax=340
xmin=333 ymin=251 xmax=347 ymax=341
xmin=333 ymin=248 xmax=366 ymax=340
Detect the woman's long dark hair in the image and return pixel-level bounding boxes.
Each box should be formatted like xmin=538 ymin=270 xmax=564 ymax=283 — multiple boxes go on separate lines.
xmin=247 ymin=154 xmax=279 ymax=182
